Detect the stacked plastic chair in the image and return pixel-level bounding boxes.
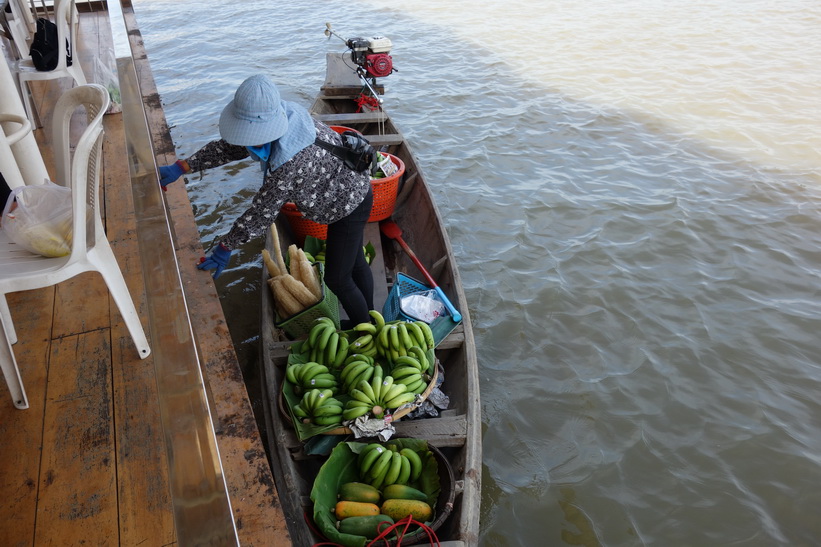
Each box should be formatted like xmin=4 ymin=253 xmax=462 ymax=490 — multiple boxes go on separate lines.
xmin=0 ymin=84 xmax=151 ymax=409
xmin=14 ymin=0 xmax=86 ymax=127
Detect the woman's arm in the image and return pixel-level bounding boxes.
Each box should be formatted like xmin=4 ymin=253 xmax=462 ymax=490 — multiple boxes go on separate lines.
xmin=185 ymin=139 xmax=250 ymax=172
xmin=219 ymin=162 xmax=294 ymax=249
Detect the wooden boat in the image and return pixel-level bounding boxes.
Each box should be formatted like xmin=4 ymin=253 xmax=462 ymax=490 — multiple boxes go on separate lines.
xmin=259 ymin=50 xmax=481 ymax=546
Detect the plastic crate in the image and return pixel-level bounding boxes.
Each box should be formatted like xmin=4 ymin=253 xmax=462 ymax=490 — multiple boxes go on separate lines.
xmin=274 ymin=263 xmax=340 ymax=338
xmin=382 ymin=273 xmax=460 ymax=347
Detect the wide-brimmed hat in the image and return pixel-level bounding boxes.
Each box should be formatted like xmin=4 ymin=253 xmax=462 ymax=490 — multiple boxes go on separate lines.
xmin=219 ymin=74 xmax=289 ymax=146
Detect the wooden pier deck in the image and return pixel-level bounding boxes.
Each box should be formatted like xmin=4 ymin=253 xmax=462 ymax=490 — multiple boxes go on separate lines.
xmin=0 ymin=3 xmax=289 ymax=545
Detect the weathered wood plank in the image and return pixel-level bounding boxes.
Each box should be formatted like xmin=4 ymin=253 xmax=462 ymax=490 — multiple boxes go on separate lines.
xmin=314 ymin=111 xmax=388 ymax=125
xmin=102 ymin=110 xmax=176 ymax=544
xmin=393 ymin=414 xmax=468 ymax=447
xmin=364 ymin=133 xmax=403 ymax=147
xmin=0 ymin=289 xmax=54 ymax=547
xmin=437 ymin=325 xmax=465 ymax=350
xmin=34 ymin=330 xmax=118 ymax=545
xmin=365 ymin=221 xmax=389 ymax=311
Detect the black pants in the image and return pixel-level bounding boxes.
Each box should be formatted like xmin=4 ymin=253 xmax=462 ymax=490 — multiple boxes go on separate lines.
xmin=324 ymin=186 xmax=374 ymax=325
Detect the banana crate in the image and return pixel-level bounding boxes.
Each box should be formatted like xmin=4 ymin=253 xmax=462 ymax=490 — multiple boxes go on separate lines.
xmin=274 ymin=263 xmax=341 ymax=338
xmin=382 ymin=273 xmax=459 ymax=347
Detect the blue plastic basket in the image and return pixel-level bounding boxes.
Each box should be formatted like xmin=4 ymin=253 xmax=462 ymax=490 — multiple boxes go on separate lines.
xmin=382 ymin=273 xmax=460 ymax=347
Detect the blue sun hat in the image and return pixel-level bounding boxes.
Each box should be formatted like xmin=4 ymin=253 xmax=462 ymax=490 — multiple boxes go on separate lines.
xmin=219 ymin=74 xmax=289 ymax=146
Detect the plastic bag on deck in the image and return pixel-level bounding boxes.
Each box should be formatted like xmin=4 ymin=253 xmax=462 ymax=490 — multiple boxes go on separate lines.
xmin=93 ymin=48 xmax=122 ymax=114
xmin=2 ymin=181 xmax=73 ymax=257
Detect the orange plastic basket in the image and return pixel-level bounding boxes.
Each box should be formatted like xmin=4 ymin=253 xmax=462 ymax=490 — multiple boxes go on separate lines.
xmin=368 ymin=153 xmax=405 ymax=222
xmin=280 ymin=203 xmax=328 ymax=245
xmin=329 ymin=125 xmax=359 ymax=134
xmin=280 ymin=155 xmax=405 ymax=243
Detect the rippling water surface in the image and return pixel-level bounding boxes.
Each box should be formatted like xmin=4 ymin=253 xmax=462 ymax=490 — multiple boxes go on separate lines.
xmin=134 ymin=1 xmax=821 ymax=544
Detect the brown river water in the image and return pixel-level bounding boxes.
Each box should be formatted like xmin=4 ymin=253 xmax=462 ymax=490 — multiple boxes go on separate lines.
xmin=134 ymin=0 xmax=821 ymax=544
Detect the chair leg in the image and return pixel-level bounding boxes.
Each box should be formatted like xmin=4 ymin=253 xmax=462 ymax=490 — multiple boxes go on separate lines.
xmin=0 ymin=309 xmax=29 ymax=409
xmin=0 ymin=295 xmax=17 ymax=345
xmin=92 ymin=249 xmax=151 ymax=360
xmin=17 ymin=78 xmax=41 ymax=128
xmin=68 ymin=63 xmax=87 ymax=86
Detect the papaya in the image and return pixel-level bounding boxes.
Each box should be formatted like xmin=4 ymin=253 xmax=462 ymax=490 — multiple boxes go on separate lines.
xmin=337 ymin=514 xmax=395 ymax=539
xmin=334 ymin=500 xmax=380 ymax=520
xmin=382 ymin=484 xmax=427 ymax=502
xmin=338 ymin=482 xmax=381 ymax=504
xmin=380 ymin=499 xmax=433 ymax=522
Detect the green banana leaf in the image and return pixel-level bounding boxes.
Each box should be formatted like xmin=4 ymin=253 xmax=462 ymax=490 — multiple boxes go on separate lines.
xmin=364 ymin=241 xmax=376 ymax=265
xmin=310 ymin=439 xmax=441 ymax=546
xmin=281 ymin=379 xmax=350 ymax=442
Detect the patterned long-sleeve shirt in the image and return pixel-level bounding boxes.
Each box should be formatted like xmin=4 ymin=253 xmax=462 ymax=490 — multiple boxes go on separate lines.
xmin=185 ymin=120 xmax=370 ymax=250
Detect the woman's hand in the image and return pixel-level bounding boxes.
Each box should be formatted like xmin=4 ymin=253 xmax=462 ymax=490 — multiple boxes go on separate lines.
xmin=197 ymin=243 xmax=232 ymax=279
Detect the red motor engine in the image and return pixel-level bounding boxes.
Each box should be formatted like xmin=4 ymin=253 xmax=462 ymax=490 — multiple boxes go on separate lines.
xmin=346 ymin=36 xmax=395 ymax=78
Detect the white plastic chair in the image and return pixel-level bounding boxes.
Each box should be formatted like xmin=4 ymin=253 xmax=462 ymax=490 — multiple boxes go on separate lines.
xmin=1 ymin=0 xmax=35 ymax=60
xmin=15 ymin=0 xmax=86 ymax=127
xmin=0 ymin=84 xmax=151 ymax=410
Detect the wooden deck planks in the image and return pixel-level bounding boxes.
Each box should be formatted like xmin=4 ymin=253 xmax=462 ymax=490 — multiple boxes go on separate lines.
xmin=102 ymin=110 xmax=176 ymax=544
xmin=1 ymin=6 xmax=288 ymax=546
xmin=0 ymin=290 xmax=53 ymax=547
xmin=34 ymin=330 xmax=118 ymax=545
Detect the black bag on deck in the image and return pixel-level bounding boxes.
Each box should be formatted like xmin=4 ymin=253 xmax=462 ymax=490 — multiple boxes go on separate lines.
xmin=29 ymin=16 xmax=72 ymax=71
xmin=314 ymin=131 xmax=375 ymax=174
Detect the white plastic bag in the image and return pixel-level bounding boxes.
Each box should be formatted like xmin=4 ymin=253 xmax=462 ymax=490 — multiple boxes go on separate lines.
xmin=400 ymin=290 xmax=446 ymax=322
xmin=93 ymin=48 xmax=122 ymax=114
xmin=2 ymin=181 xmax=73 ymax=257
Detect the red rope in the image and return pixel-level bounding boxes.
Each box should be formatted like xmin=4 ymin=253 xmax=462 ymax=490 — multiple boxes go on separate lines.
xmin=356 ymin=93 xmax=380 ymax=113
xmin=368 ymin=515 xmax=441 ymax=547
xmin=307 ymin=510 xmax=441 ymax=547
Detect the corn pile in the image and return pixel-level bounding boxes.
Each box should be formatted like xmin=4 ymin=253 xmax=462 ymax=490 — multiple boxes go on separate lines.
xmin=263 ymin=223 xmax=323 ymax=319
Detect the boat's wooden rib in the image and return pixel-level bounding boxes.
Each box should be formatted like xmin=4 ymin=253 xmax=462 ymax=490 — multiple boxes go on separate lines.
xmin=362 ymin=133 xmax=403 ymax=147
xmin=314 ymin=111 xmax=389 ymax=125
xmin=260 ymin=60 xmax=481 ymax=546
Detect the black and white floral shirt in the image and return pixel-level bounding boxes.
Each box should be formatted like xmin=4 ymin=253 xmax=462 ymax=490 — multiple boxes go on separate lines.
xmin=185 ymin=120 xmax=370 ymax=250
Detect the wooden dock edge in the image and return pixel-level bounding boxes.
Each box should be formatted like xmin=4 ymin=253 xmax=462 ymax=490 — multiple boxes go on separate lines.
xmin=121 ymin=6 xmax=290 ymax=545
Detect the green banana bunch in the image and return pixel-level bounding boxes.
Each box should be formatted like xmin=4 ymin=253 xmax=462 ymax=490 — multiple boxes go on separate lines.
xmin=291 ymin=388 xmax=344 ymax=426
xmin=285 ymin=361 xmax=338 ymax=395
xmin=375 ymin=320 xmax=435 ymax=365
xmin=343 ymin=373 xmax=417 ymax=421
xmin=300 ymin=317 xmax=349 ymax=368
xmin=347 ymin=311 xmax=387 ymax=359
xmin=389 ymin=352 xmax=429 ymax=395
xmin=357 ymin=443 xmax=423 ymax=490
xmin=340 ymin=355 xmax=377 ymax=392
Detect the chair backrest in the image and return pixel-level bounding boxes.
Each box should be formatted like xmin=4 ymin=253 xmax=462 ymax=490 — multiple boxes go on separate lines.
xmin=50 ymin=84 xmax=110 ymax=261
xmin=52 ymin=0 xmax=78 ymax=73
xmin=3 ymin=0 xmax=34 ymax=59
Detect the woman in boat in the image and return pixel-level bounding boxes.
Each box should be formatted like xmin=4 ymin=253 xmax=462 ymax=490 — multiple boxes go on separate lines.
xmin=159 ymin=74 xmax=374 ymax=325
